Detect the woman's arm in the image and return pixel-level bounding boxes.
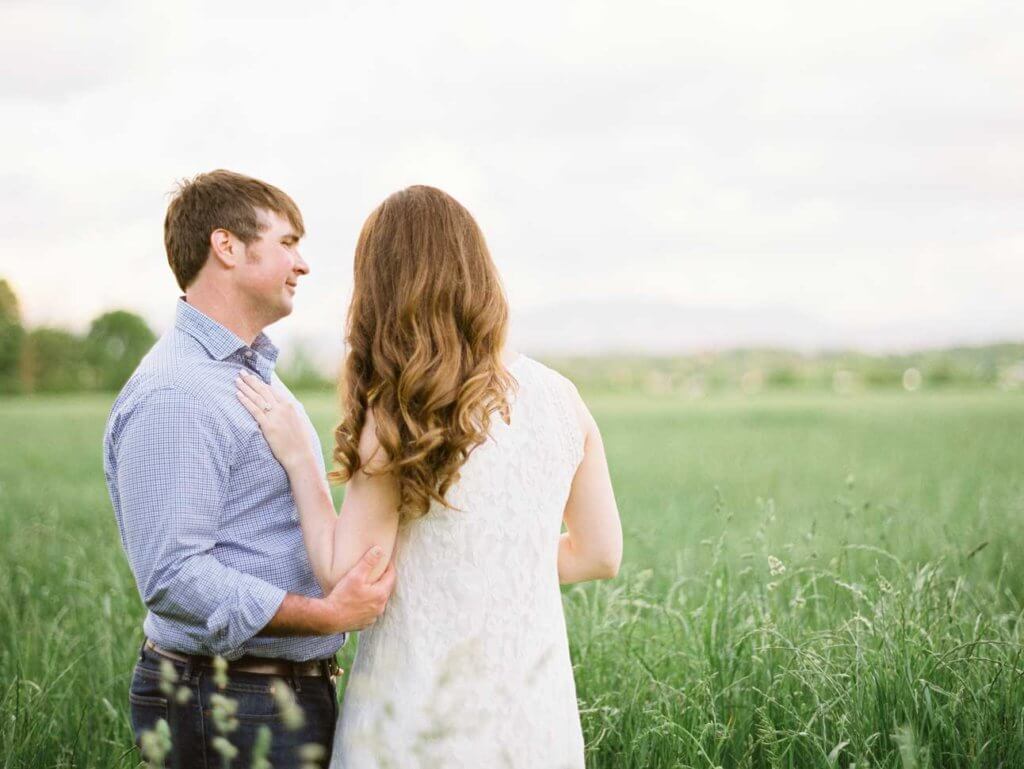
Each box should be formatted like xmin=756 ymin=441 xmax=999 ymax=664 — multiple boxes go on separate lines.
xmin=320 ymin=407 xmax=399 ymax=590
xmin=557 ymin=382 xmax=623 ymax=584
xmin=271 ymin=457 xmax=337 ymax=592
xmin=235 ymin=372 xmax=400 ymax=594
xmin=283 ymin=429 xmax=398 ymax=592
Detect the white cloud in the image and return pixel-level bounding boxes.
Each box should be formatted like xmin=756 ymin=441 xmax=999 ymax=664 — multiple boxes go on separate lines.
xmin=0 ymin=0 xmax=1021 ymax=354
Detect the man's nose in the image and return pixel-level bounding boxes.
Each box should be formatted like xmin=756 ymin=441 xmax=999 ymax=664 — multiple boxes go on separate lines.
xmin=295 ymin=252 xmax=310 ymax=275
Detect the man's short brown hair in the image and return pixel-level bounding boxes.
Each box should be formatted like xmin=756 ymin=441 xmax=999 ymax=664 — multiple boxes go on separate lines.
xmin=164 ymin=169 xmax=305 ymax=290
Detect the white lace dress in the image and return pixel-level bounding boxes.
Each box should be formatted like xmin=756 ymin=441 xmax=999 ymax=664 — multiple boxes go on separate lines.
xmin=329 ymin=354 xmax=586 ymax=769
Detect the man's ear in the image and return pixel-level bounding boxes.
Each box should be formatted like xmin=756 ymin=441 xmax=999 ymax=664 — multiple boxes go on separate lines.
xmin=209 ymin=228 xmax=240 ymax=268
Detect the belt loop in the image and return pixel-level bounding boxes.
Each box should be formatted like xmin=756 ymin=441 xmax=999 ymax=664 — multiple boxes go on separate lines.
xmin=325 ymin=657 xmax=340 ymax=683
xmin=138 ymin=637 xmax=147 ymax=662
xmin=289 ymin=662 xmax=301 ymax=693
xmin=181 ymin=654 xmax=197 ymax=684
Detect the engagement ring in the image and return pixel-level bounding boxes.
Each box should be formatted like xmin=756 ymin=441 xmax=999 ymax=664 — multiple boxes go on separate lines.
xmin=262 ymin=402 xmax=272 ymax=413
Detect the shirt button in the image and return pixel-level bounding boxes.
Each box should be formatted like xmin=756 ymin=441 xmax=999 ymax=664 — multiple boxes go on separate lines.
xmin=244 ymin=351 xmax=254 ymax=359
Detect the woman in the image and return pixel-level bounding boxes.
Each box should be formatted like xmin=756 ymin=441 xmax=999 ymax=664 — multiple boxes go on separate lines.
xmin=236 ymin=185 xmax=622 ymax=768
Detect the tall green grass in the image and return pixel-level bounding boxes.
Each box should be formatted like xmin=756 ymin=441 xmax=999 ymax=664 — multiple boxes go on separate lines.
xmin=1 ymin=391 xmax=1022 ymax=768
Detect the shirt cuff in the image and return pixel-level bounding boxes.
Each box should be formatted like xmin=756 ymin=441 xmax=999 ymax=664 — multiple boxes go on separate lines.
xmin=210 ymin=573 xmax=288 ymax=658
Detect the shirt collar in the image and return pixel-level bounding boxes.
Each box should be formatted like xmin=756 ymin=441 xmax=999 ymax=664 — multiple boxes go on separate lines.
xmin=174 ymin=297 xmax=280 ymax=376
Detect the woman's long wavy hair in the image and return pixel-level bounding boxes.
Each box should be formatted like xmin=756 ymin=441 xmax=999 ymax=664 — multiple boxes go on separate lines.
xmin=327 ymin=185 xmax=517 ymax=522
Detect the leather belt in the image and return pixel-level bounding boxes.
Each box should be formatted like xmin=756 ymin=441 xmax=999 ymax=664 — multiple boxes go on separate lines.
xmin=144 ymin=639 xmax=341 ymax=679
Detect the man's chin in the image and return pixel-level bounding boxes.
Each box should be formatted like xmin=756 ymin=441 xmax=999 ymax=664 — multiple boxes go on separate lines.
xmin=262 ymin=300 xmax=293 ymax=327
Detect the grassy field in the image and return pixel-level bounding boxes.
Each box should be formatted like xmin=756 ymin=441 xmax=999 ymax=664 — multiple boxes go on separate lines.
xmin=1 ymin=390 xmax=1022 ymax=768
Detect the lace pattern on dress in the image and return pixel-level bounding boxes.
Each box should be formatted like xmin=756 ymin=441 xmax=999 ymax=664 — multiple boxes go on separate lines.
xmin=330 ymin=354 xmax=587 ymax=769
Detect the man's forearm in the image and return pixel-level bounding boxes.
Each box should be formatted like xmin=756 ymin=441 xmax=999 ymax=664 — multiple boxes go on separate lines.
xmin=258 ymin=593 xmax=336 ymax=637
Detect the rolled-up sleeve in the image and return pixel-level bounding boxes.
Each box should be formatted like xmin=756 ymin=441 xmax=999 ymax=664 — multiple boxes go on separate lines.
xmin=113 ymin=386 xmax=286 ymax=656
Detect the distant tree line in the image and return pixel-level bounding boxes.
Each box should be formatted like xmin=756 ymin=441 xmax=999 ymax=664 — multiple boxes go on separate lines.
xmin=0 ymin=279 xmax=157 ymax=394
xmin=549 ymin=345 xmax=1024 ymax=396
xmin=3 ymin=277 xmax=1022 ymax=396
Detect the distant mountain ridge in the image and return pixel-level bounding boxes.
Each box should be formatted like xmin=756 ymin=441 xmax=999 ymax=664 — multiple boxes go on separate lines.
xmin=507 ymin=300 xmax=836 ymax=355
xmin=506 ymin=299 xmax=1024 ymax=356
xmin=276 ymin=298 xmax=1024 ymax=377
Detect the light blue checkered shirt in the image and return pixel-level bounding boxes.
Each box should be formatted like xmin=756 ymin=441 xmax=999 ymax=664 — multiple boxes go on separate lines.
xmin=103 ymin=298 xmax=345 ymax=661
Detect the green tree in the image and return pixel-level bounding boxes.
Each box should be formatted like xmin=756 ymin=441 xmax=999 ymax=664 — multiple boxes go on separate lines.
xmin=765 ymin=365 xmax=800 ymax=388
xmin=0 ymin=279 xmax=25 ymax=393
xmin=277 ymin=342 xmax=332 ymax=390
xmin=84 ymin=310 xmax=157 ymax=391
xmin=20 ymin=328 xmax=89 ymax=393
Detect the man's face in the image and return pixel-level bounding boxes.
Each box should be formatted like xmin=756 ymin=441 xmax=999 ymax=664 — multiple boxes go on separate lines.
xmin=237 ymin=209 xmax=309 ymax=322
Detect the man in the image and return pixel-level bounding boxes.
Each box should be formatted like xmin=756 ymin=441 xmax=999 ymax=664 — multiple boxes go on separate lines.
xmin=103 ymin=170 xmax=394 ymax=767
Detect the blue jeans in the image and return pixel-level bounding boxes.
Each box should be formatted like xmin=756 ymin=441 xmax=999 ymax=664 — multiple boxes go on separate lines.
xmin=129 ymin=640 xmax=338 ymax=769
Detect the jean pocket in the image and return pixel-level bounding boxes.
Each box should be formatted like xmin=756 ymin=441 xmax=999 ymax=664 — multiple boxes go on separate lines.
xmin=129 ymin=692 xmax=170 ymax=739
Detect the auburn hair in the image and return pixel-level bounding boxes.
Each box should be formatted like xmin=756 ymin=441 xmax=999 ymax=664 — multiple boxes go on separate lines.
xmin=164 ymin=169 xmax=305 ymax=290
xmin=327 ymin=185 xmax=516 ymax=521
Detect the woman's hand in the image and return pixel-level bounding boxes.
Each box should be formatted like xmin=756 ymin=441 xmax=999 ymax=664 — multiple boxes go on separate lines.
xmin=235 ymin=370 xmax=317 ymax=472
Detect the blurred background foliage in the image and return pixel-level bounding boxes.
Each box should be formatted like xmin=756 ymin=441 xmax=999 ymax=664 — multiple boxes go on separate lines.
xmin=2 ymin=276 xmax=1021 ymax=397
xmin=1 ymin=279 xmax=158 ymax=394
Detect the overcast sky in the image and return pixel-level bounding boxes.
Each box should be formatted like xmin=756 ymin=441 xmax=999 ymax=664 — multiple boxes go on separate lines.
xmin=1 ymin=0 xmax=1021 ymax=358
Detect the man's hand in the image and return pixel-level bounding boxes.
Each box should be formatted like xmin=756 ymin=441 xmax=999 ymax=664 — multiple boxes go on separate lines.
xmin=321 ymin=546 xmax=397 ymax=632
xmin=259 ymin=546 xmax=396 ymax=638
